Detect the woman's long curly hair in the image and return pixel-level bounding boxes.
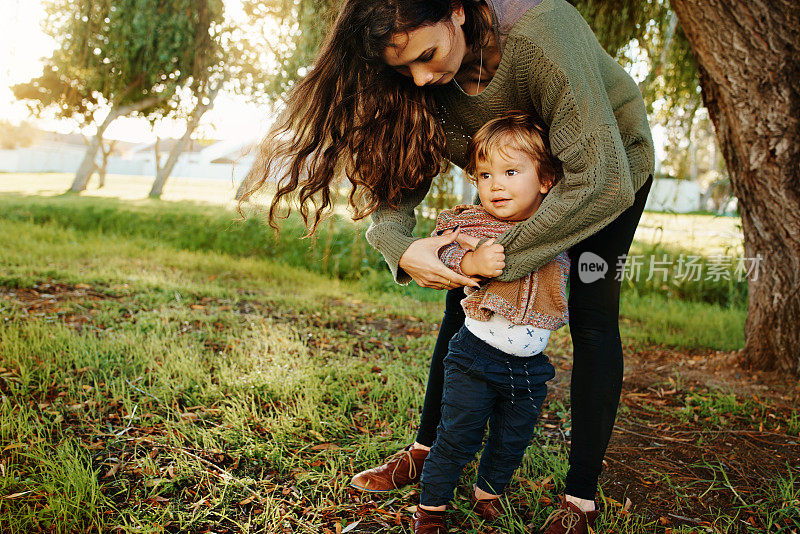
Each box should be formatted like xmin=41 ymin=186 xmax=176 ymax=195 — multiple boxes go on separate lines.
xmin=240 ymin=0 xmax=492 ymax=233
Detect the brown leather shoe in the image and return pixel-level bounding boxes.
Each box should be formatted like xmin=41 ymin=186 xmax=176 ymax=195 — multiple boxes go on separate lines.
xmin=469 ymin=491 xmax=504 ymax=521
xmin=350 ymin=445 xmax=428 ymax=492
xmin=413 ymin=509 xmax=448 ymax=534
xmin=541 ymin=496 xmax=600 ymax=534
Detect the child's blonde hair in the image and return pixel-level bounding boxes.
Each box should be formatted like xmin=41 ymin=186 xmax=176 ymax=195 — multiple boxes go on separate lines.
xmin=464 ymin=112 xmax=562 ymax=191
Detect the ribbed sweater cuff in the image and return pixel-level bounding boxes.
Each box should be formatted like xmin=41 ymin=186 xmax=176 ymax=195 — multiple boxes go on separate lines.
xmin=372 ymin=230 xmax=418 ymax=285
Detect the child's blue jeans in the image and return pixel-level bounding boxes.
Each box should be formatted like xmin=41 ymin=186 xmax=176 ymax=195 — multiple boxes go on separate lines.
xmin=420 ymin=326 xmax=556 ymax=507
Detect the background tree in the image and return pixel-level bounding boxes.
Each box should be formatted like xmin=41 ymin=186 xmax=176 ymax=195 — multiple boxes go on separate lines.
xmin=667 ymin=0 xmax=800 ymax=374
xmin=12 ymin=0 xmax=224 ymax=193
xmin=0 ymin=120 xmax=38 ymax=149
xmin=242 ymin=0 xmax=339 ymax=96
xmin=91 ymin=139 xmax=117 ymax=189
xmin=148 ymin=8 xmax=271 ymax=198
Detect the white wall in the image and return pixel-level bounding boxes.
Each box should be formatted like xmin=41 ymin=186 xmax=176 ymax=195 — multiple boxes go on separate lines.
xmin=0 ymin=146 xmax=85 ymax=173
xmin=0 ymin=146 xmax=253 ymax=184
xmin=644 ymin=178 xmax=702 ymax=213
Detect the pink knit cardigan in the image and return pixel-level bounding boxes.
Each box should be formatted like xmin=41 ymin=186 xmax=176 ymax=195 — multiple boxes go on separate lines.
xmin=435 ymin=205 xmax=570 ymax=330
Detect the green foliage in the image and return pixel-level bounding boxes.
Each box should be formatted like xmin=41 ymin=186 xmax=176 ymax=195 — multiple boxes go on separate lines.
xmin=242 ymin=0 xmax=340 ymax=95
xmin=0 ymin=193 xmax=749 ymax=309
xmin=12 ymin=0 xmax=225 ymax=124
xmin=569 ymin=0 xmax=667 ymax=59
xmin=569 ymin=1 xmax=704 ymax=167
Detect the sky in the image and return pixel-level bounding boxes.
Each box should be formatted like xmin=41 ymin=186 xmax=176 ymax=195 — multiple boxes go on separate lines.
xmin=0 ymin=0 xmax=664 ymax=161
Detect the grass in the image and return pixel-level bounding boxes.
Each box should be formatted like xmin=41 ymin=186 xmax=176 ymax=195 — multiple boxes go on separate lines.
xmin=618 ymin=292 xmax=745 ymax=351
xmin=0 ymin=192 xmax=748 ymax=350
xmin=1 ymin=192 xmax=797 ymax=533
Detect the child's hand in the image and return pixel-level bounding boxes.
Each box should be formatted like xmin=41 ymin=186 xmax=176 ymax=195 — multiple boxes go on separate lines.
xmin=460 ymin=239 xmax=505 ymax=278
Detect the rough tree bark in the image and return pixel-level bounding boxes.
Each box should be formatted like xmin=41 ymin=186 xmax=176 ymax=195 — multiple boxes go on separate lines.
xmin=669 ymin=0 xmax=800 ymax=374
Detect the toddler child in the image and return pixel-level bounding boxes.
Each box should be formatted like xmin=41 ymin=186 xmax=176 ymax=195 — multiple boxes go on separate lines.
xmin=413 ymin=112 xmax=570 ymax=534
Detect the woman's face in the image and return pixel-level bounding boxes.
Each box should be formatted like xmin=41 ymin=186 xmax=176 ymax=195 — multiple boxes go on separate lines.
xmin=382 ymin=7 xmax=469 ymax=87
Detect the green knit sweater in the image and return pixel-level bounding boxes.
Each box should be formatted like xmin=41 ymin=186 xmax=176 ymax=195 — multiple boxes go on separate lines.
xmin=365 ymin=0 xmax=655 ymax=284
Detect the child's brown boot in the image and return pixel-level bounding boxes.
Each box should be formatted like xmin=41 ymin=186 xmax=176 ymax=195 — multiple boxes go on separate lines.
xmin=412 ymin=508 xmax=448 ymax=534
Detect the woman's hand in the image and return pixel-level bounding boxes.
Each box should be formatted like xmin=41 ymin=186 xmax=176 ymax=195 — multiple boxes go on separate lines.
xmin=399 ymin=229 xmax=481 ymax=290
xmin=442 ymin=229 xmax=480 ymax=251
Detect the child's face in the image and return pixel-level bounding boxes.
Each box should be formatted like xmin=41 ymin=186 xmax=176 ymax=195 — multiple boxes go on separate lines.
xmin=474 ymin=147 xmax=550 ymax=222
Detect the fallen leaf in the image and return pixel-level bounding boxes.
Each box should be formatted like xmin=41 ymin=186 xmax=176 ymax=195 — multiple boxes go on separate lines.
xmin=238 ymin=495 xmax=257 ymax=506
xmin=104 ymin=459 xmax=123 ymax=479
xmin=146 ymin=495 xmax=170 ymax=506
xmin=342 ymin=521 xmax=360 ymax=533
xmin=2 ymin=443 xmax=26 ymax=453
xmin=311 ymin=443 xmax=339 ymax=451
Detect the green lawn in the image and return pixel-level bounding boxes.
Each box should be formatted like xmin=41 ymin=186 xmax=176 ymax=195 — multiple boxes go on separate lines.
xmin=1 ymin=193 xmax=796 ymax=533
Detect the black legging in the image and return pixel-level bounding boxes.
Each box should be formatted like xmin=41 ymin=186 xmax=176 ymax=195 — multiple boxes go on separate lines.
xmin=415 ymin=176 xmax=653 ymax=500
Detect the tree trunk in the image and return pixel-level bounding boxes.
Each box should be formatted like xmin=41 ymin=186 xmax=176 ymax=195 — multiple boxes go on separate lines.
xmin=70 ymin=96 xmax=164 ymax=193
xmin=149 ymin=87 xmax=219 ymax=198
xmin=670 ymin=0 xmax=800 ymax=374
xmin=94 ymin=139 xmax=116 ymax=188
xmin=70 ymin=109 xmax=117 ymax=193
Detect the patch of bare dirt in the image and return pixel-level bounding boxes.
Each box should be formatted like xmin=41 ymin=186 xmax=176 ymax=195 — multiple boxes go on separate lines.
xmin=542 ymin=344 xmax=800 ymax=529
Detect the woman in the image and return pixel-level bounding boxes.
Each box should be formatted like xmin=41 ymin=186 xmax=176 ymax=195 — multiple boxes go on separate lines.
xmin=242 ymin=1 xmax=654 ymax=532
